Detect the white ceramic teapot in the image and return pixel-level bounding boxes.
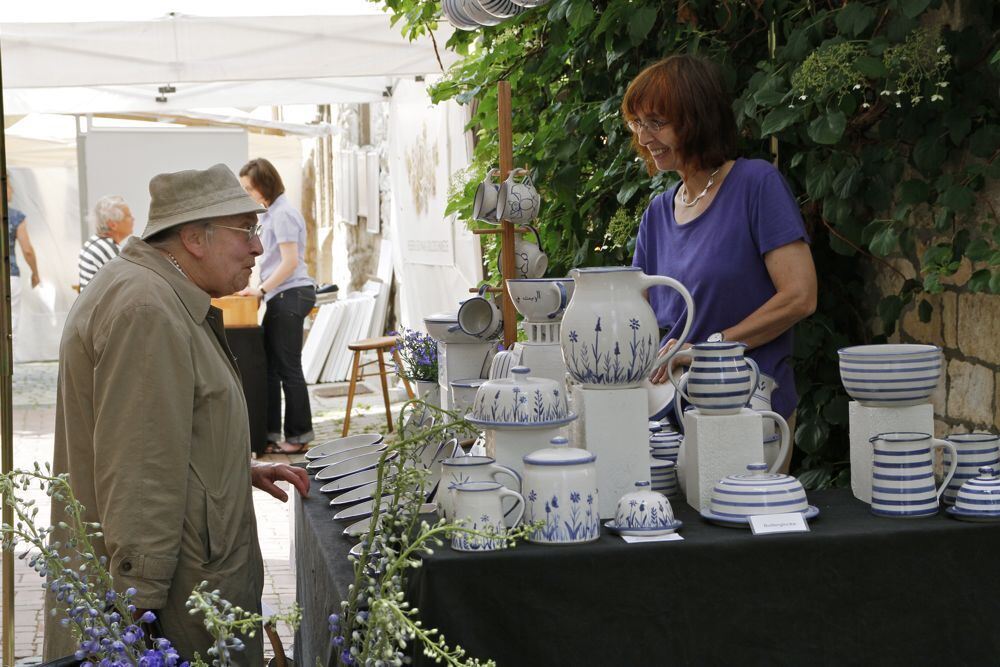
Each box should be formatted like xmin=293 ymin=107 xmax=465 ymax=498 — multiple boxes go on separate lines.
xmin=560 ymin=267 xmax=694 ymax=389
xmin=521 ymin=436 xmax=600 ymax=545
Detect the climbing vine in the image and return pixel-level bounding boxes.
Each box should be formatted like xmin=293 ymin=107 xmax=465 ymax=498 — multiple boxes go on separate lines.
xmin=376 ymin=0 xmax=1000 ymax=487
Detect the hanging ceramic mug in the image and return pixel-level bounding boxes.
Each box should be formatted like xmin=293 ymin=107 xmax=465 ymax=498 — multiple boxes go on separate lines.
xmin=458 ymin=285 xmax=503 ymax=339
xmin=473 ymin=168 xmax=501 ymax=223
xmin=511 ymin=225 xmax=548 ymax=279
xmin=449 ymin=480 xmax=525 ymax=551
xmin=507 ymin=278 xmax=573 ymax=322
xmin=495 ymin=168 xmax=540 ymax=224
xmin=869 ymin=432 xmax=958 ymax=518
xmin=438 ymin=455 xmax=522 ymax=521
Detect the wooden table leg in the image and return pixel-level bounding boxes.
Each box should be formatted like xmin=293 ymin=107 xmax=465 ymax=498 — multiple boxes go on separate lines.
xmin=391 ymin=349 xmax=416 ymax=400
xmin=376 ymin=349 xmax=394 ymax=433
xmin=342 ymin=350 xmax=361 ymax=437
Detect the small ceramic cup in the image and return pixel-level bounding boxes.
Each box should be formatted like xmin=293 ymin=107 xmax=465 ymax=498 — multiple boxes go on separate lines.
xmin=507 ymin=278 xmax=574 ymax=322
xmin=496 ymin=168 xmax=540 ymax=224
xmin=458 ymin=285 xmax=503 ymax=339
xmin=508 ymin=225 xmax=548 ymax=279
xmin=449 ymin=480 xmax=525 ymax=552
xmin=473 ymin=168 xmax=500 ymax=223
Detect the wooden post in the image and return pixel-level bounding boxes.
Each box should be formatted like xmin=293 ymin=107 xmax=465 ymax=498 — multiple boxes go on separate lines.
xmin=497 ymin=81 xmax=518 ymax=349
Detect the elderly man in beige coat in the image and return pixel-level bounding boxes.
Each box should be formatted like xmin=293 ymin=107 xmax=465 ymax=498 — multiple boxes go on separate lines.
xmin=45 ymin=164 xmax=310 ymax=664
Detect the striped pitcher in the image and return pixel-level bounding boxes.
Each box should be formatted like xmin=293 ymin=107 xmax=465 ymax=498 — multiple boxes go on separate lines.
xmin=942 ymin=433 xmax=1000 ymax=506
xmin=870 ymin=432 xmax=957 ymax=518
xmin=668 ymin=341 xmax=760 ymax=415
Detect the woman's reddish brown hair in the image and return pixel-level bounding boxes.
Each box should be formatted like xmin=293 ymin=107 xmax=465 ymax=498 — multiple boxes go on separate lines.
xmin=239 ymin=158 xmax=285 ymax=205
xmin=621 ymin=55 xmax=737 ymax=176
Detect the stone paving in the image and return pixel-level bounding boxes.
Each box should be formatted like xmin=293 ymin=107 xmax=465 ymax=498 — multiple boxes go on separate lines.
xmin=1 ymin=361 xmax=410 ymax=663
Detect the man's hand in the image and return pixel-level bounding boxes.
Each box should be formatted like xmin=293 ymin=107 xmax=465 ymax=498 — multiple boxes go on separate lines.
xmin=251 ymin=462 xmax=310 ymax=502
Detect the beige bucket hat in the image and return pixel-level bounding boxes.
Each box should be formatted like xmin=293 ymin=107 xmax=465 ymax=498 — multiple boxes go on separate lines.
xmin=142 ymin=163 xmax=265 ymax=240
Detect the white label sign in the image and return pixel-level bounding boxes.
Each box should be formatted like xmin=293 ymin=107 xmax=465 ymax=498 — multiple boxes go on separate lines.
xmin=620 ymin=533 xmax=685 ymax=544
xmin=748 ymin=512 xmax=810 ymax=535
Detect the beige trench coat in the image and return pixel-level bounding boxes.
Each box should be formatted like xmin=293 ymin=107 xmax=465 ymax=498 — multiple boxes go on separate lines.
xmin=44 ymin=238 xmax=264 ymax=665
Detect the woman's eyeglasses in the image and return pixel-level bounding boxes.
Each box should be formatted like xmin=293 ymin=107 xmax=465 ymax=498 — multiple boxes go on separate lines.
xmin=626 ymin=118 xmax=669 ymax=134
xmin=212 ymin=222 xmax=263 ymax=241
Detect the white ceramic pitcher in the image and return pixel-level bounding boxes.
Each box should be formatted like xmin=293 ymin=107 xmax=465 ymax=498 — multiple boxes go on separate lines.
xmin=668 ymin=342 xmax=760 ymax=415
xmin=438 ymin=455 xmax=521 ymax=521
xmin=449 ymin=481 xmax=525 ymax=552
xmin=560 ymin=267 xmax=694 ymax=389
xmin=869 ymin=432 xmax=957 ymax=518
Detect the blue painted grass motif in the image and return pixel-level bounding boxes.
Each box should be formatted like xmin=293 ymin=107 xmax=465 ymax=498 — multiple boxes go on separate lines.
xmin=451 ymin=519 xmax=507 ymax=551
xmin=473 ymin=386 xmax=567 ymax=424
xmin=566 ymin=317 xmax=655 ymax=385
xmin=526 ymin=490 xmax=599 ymax=543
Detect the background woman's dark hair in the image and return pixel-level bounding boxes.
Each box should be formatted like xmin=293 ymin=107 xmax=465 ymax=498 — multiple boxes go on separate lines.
xmin=239 ymin=158 xmax=285 ymax=205
xmin=621 ymin=55 xmax=738 ymax=176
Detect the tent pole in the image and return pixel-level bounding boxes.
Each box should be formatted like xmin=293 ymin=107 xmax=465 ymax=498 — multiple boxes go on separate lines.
xmin=0 ymin=38 xmax=17 ymax=667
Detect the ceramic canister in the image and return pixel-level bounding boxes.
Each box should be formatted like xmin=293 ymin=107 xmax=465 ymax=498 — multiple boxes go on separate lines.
xmin=522 ymin=436 xmax=600 ymax=544
xmin=650 ymin=458 xmax=678 ymax=497
xmin=870 ymin=432 xmax=957 ymax=518
xmin=650 ymin=431 xmax=683 ymax=462
xmin=942 ymin=433 xmax=1000 ymax=505
xmin=449 ymin=480 xmax=525 ymax=552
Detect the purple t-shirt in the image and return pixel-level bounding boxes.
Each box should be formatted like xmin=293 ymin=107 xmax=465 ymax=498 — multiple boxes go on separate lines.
xmin=632 ymin=158 xmax=809 ymax=417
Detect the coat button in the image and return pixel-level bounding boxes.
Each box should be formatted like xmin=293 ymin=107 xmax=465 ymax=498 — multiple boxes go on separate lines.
xmin=121 ymin=560 xmax=132 ymax=572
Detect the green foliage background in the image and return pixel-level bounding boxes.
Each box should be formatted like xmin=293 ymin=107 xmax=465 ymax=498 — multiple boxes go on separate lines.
xmin=378 ymin=0 xmax=1000 ymax=487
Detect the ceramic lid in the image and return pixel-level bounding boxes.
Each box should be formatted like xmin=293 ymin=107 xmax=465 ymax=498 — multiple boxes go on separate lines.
xmin=468 ymin=366 xmax=574 ymax=427
xmin=523 ymin=436 xmax=596 ymax=466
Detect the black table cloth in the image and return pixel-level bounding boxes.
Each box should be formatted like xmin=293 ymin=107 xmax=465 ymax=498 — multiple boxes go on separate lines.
xmin=294 ymin=473 xmax=1000 ymax=667
xmin=225 ymin=326 xmax=268 ymax=456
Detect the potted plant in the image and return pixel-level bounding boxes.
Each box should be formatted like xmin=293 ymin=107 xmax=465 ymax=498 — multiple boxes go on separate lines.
xmin=392 ymin=327 xmax=440 ymax=406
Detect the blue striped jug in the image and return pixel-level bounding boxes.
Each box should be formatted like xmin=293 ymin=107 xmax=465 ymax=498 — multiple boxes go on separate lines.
xmin=870 ymin=432 xmax=958 ymax=518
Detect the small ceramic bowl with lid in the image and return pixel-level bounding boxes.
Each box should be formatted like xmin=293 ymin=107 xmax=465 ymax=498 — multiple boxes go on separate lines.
xmin=521 ymin=436 xmax=600 ymax=544
xmin=946 ymin=466 xmax=1000 ymax=522
xmin=702 ymin=463 xmax=817 ymax=526
xmin=467 ymin=366 xmax=575 ymax=429
xmin=604 ymin=481 xmax=681 ymax=536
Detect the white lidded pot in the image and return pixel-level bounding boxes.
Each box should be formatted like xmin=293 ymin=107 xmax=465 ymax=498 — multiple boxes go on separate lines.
xmin=522 ymin=436 xmax=600 ymax=545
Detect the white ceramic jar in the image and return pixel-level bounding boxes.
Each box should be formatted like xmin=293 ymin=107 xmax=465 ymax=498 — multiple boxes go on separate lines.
xmin=522 ymin=436 xmax=600 ymax=545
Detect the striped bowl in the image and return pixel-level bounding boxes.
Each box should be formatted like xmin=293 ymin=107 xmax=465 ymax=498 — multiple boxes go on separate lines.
xmin=952 ymin=467 xmax=1000 ymax=516
xmin=837 ymin=344 xmax=943 ymax=408
xmin=650 ymin=458 xmax=679 ymax=497
xmin=709 ymin=463 xmax=808 ymax=519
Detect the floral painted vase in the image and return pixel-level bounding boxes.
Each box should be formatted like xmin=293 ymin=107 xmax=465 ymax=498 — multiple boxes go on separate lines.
xmin=560 ymin=267 xmax=695 ymax=389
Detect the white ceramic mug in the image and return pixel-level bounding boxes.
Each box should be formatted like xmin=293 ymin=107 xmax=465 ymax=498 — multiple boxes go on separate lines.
xmin=511 ymin=225 xmax=548 ymax=279
xmin=496 ymin=168 xmax=540 ymax=224
xmin=439 ymin=455 xmax=521 ymax=521
xmin=449 ymin=480 xmax=525 ymax=551
xmin=507 ymin=278 xmax=574 ymax=322
xmin=473 ymin=168 xmax=500 ymax=223
xmin=457 ymin=285 xmax=502 ymax=339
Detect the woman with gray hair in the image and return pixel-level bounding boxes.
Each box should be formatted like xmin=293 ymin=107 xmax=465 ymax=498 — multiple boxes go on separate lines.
xmin=78 ymin=195 xmax=134 ymax=289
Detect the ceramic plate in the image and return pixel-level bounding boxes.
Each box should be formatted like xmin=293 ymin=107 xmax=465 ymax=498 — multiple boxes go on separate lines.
xmin=945 ymin=506 xmax=1000 ymax=523
xmin=700 ymin=505 xmax=819 ymax=528
xmin=307 ymin=443 xmax=387 ymax=471
xmin=342 ymin=503 xmax=438 ymax=538
xmin=328 ymin=480 xmax=388 ymax=507
xmin=315 ymin=450 xmax=397 ymax=482
xmin=334 ymin=497 xmax=392 ymax=521
xmin=644 ymin=377 xmax=676 ymax=422
xmin=320 ymin=467 xmax=384 ymax=494
xmin=305 ymin=433 xmax=383 ymax=461
xmin=603 ymin=519 xmax=683 ymax=537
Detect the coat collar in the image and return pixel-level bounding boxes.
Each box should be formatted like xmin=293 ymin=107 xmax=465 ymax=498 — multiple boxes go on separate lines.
xmin=119 ymin=237 xmax=212 ymax=325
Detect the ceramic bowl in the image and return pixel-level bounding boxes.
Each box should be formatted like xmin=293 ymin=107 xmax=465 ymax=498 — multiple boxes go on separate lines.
xmin=423 ymin=312 xmax=483 ymax=344
xmin=467 ymin=366 xmax=575 ymax=429
xmin=948 ymin=466 xmax=1000 ymax=520
xmin=506 ymin=278 xmax=575 ymax=323
xmin=838 ymin=344 xmax=943 ymax=407
xmin=708 ymin=463 xmax=808 ymax=519
xmin=450 ymin=378 xmax=486 ymax=417
xmin=612 ymin=481 xmax=675 ymax=530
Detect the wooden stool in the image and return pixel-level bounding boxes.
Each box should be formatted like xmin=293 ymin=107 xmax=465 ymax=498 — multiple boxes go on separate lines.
xmin=342 ymin=335 xmax=415 ymax=436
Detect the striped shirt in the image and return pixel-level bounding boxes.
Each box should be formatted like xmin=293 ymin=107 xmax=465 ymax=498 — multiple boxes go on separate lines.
xmin=78 ymin=235 xmax=120 ymax=289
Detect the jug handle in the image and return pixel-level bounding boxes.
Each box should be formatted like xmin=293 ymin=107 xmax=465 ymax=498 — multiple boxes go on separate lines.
xmin=490 ymin=463 xmax=523 ymax=493
xmin=744 ymin=357 xmax=761 ymax=408
xmin=933 ymin=438 xmax=959 ymax=501
xmin=546 ymin=281 xmax=569 ymax=320
xmin=499 ymin=488 xmax=525 ymax=527
xmin=667 ymin=351 xmax=695 ymax=405
xmin=757 ymin=410 xmax=791 ymax=474
xmin=644 ymin=275 xmax=696 ymax=371
xmin=672 ymin=373 xmax=690 ymax=430
xmin=526 ymin=224 xmax=543 ymax=248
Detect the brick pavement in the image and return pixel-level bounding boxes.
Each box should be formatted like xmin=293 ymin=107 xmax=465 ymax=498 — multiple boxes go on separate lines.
xmin=2 ymin=361 xmax=410 ymax=662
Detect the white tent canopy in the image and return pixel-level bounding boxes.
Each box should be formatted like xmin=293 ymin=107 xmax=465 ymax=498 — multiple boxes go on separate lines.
xmin=1 ymin=1 xmax=455 ymax=113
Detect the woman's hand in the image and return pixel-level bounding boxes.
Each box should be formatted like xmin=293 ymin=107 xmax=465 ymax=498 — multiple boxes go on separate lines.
xmin=237 ymin=286 xmax=263 ymax=298
xmin=649 ymin=339 xmax=691 ymax=384
xmin=30 ymin=272 xmax=40 ymax=288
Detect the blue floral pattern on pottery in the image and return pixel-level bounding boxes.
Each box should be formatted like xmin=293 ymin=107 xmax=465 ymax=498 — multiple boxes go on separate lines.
xmin=450 ymin=519 xmax=508 ymax=551
xmin=525 ymin=489 xmax=600 ymax=544
xmin=564 ymin=317 xmax=657 ymax=386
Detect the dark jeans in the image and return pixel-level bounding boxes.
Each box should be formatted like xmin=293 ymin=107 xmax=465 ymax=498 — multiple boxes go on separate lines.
xmin=263 ymin=285 xmax=316 ymax=444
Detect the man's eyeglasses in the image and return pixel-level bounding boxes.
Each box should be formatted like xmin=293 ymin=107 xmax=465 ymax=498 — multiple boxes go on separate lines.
xmin=626 ymin=118 xmax=669 ymax=134
xmin=211 ymin=222 xmax=263 ymax=241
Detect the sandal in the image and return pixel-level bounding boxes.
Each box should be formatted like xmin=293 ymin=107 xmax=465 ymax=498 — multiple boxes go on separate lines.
xmin=277 ymin=441 xmax=309 ymax=455
xmin=262 ymin=442 xmax=285 ymax=455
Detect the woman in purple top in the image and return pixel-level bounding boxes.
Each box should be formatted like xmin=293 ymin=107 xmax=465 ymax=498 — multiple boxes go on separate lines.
xmin=623 ymin=55 xmax=817 ymax=467
xmin=239 ymin=158 xmax=316 ymax=454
